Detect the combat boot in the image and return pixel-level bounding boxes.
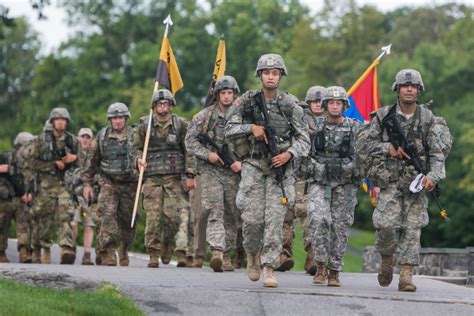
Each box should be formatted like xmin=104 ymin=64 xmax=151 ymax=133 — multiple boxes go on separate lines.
xmin=81 ymin=252 xmax=94 ymax=265
xmin=147 ymin=250 xmax=160 ymax=268
xmin=0 ymin=250 xmax=9 ymax=263
xmin=42 ymin=247 xmax=52 ymax=264
xmin=161 ymin=243 xmax=172 ymax=265
xmin=186 ymin=255 xmax=193 ymax=267
xmin=118 ymin=245 xmax=129 ymax=266
xmin=32 ymin=247 xmax=41 ymax=263
xmin=313 ymin=263 xmax=328 ymax=285
xmin=19 ymin=246 xmax=32 ymax=264
xmin=233 ymin=248 xmax=245 ymax=269
xmin=274 ymin=252 xmax=294 ymax=272
xmin=192 ymin=257 xmax=204 ymax=268
xmin=60 ymin=246 xmax=75 ymax=264
xmin=247 ymin=254 xmax=261 ymax=281
xmin=222 ymin=252 xmax=234 ymax=272
xmin=209 ymin=250 xmax=223 ymax=272
xmin=327 ymin=270 xmax=341 ymax=287
xmin=263 ymin=266 xmax=278 ymax=288
xmin=304 ymin=248 xmax=317 ymax=276
xmin=378 ymin=255 xmax=394 ymax=287
xmin=398 ymin=265 xmax=417 ymax=292
xmin=175 ymin=250 xmax=187 ymax=268
xmin=103 ymin=248 xmax=117 ymax=266
xmin=95 ymin=250 xmax=102 ymax=265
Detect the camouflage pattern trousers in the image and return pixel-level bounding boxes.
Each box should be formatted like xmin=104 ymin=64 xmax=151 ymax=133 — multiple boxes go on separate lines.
xmin=236 ymin=161 xmax=296 ymax=268
xmin=31 ymin=176 xmax=74 ymax=249
xmin=0 ymin=197 xmax=31 ymax=251
xmin=97 ymin=177 xmax=137 ymax=251
xmin=201 ymin=165 xmax=240 ymax=253
xmin=373 ymin=184 xmax=429 ymax=265
xmin=308 ymin=183 xmax=356 ymax=271
xmin=142 ymin=175 xmax=189 ymax=253
xmin=176 ymin=187 xmax=194 ymax=257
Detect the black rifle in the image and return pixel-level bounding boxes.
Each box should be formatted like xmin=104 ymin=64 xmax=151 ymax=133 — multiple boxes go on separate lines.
xmin=197 ymin=133 xmax=235 ymax=168
xmin=381 ymin=105 xmax=448 ymax=220
xmin=253 ymin=91 xmax=288 ymax=205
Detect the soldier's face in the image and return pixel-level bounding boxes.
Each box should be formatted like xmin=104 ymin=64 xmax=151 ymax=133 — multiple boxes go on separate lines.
xmin=310 ymin=100 xmax=324 ymax=115
xmin=327 ymin=100 xmax=344 ymax=117
xmin=52 ymin=118 xmax=67 ymax=132
xmin=111 ymin=116 xmax=126 ymax=131
xmin=219 ymin=89 xmax=235 ymax=107
xmin=154 ymin=100 xmax=171 ymax=117
xmin=261 ymin=69 xmax=281 ymax=90
xmin=399 ymin=84 xmax=418 ymax=104
xmin=79 ymin=135 xmax=92 ymax=150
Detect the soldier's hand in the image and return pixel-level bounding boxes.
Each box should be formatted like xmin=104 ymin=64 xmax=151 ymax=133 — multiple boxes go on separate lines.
xmin=62 ymin=153 xmax=77 ymax=164
xmin=0 ymin=164 xmax=8 ymax=173
xmin=251 ymin=124 xmax=268 ymax=144
xmin=423 ymin=176 xmax=435 ymax=192
xmin=230 ymin=161 xmax=241 ymax=173
xmin=55 ymin=160 xmax=65 ymax=170
xmin=184 ymin=177 xmax=196 ymax=191
xmin=21 ymin=193 xmax=32 ymax=203
xmin=397 ymin=147 xmax=411 ymax=160
xmin=389 ymin=144 xmax=398 ymax=158
xmin=137 ymin=158 xmax=147 ymax=171
xmin=272 ymin=152 xmax=292 ymax=168
xmin=83 ymin=185 xmax=93 ymax=202
xmin=208 ymin=152 xmax=224 ymax=165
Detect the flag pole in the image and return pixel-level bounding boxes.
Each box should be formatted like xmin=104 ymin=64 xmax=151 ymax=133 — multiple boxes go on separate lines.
xmin=204 ymin=34 xmax=225 ymax=107
xmin=131 ymin=14 xmax=174 ymax=228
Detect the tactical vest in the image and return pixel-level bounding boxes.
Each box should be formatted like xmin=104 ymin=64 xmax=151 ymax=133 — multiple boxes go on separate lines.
xmin=202 ymin=104 xmax=227 ymax=148
xmin=98 ymin=126 xmax=134 ymax=177
xmin=0 ymin=152 xmax=15 ymax=199
xmin=145 ymin=115 xmax=186 ymax=176
xmin=39 ymin=131 xmax=76 ymax=162
xmin=310 ymin=119 xmax=357 ymax=184
xmin=238 ymin=91 xmax=294 ymax=158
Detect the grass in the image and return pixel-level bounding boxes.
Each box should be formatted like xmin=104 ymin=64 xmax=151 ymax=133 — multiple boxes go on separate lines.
xmin=0 ymin=278 xmax=144 ymax=316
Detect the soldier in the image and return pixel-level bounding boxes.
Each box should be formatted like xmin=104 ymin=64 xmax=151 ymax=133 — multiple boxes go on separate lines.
xmin=277 ymin=85 xmax=326 ymax=274
xmin=134 ymin=89 xmax=195 ymax=268
xmin=69 ymin=128 xmax=98 ymax=265
xmin=225 ymin=54 xmax=310 ymax=287
xmin=306 ymin=86 xmax=360 ymax=287
xmin=366 ymin=69 xmax=447 ymax=292
xmin=28 ymin=108 xmax=78 ymax=264
xmin=83 ymin=103 xmax=137 ymax=266
xmin=185 ymin=75 xmax=242 ymax=272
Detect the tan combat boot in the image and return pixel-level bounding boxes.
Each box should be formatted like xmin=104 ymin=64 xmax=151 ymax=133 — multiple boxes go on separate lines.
xmin=0 ymin=250 xmax=9 ymax=263
xmin=175 ymin=250 xmax=187 ymax=268
xmin=209 ymin=250 xmax=224 ymax=272
xmin=186 ymin=256 xmax=193 ymax=268
xmin=19 ymin=246 xmax=32 ymax=264
xmin=118 ymin=245 xmax=129 ymax=266
xmin=192 ymin=257 xmax=204 ymax=268
xmin=274 ymin=252 xmax=294 ymax=272
xmin=147 ymin=250 xmax=160 ymax=268
xmin=222 ymin=252 xmax=234 ymax=272
xmin=42 ymin=247 xmax=52 ymax=264
xmin=304 ymin=248 xmax=317 ymax=276
xmin=378 ymin=255 xmax=394 ymax=287
xmin=247 ymin=254 xmax=261 ymax=281
xmin=81 ymin=252 xmax=94 ymax=265
xmin=32 ymin=247 xmax=41 ymax=263
xmin=398 ymin=264 xmax=417 ymax=292
xmin=60 ymin=246 xmax=75 ymax=264
xmin=161 ymin=243 xmax=172 ymax=265
xmin=327 ymin=270 xmax=341 ymax=287
xmin=103 ymin=248 xmax=117 ymax=266
xmin=263 ymin=266 xmax=278 ymax=288
xmin=233 ymin=248 xmax=245 ymax=269
xmin=313 ymin=263 xmax=328 ymax=285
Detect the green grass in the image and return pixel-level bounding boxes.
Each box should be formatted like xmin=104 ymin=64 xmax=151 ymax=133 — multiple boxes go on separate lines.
xmin=0 ymin=278 xmax=144 ymax=316
xmin=292 ymin=223 xmax=375 ymax=272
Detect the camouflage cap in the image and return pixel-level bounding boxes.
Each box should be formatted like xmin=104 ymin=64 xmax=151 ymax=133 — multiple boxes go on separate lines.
xmin=106 ymin=102 xmax=131 ymax=120
xmin=151 ymin=89 xmax=176 ymax=107
xmin=214 ymin=75 xmax=240 ymax=94
xmin=78 ymin=128 xmax=93 ymax=138
xmin=322 ymin=86 xmax=350 ymax=110
xmin=49 ymin=107 xmax=71 ymax=123
xmin=391 ymin=69 xmax=425 ymax=95
xmin=305 ymin=86 xmax=326 ymax=103
xmin=255 ymin=53 xmax=288 ymax=76
xmin=14 ymin=132 xmax=35 ymax=146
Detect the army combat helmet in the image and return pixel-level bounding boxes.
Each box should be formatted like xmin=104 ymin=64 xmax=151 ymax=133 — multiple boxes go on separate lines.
xmin=392 ymin=69 xmax=425 ymax=95
xmin=106 ymin=102 xmax=131 ymax=120
xmin=214 ymin=75 xmax=240 ymax=94
xmin=14 ymin=132 xmax=35 ymax=146
xmin=49 ymin=107 xmax=71 ymax=123
xmin=321 ymin=86 xmax=350 ymax=110
xmin=151 ymin=89 xmax=176 ymax=107
xmin=305 ymin=86 xmax=326 ymax=103
xmin=255 ymin=53 xmax=288 ymax=77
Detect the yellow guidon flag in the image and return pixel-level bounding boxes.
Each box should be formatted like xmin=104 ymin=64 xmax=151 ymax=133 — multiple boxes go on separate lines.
xmin=155 ymin=31 xmax=183 ymax=95
xmin=212 ymin=35 xmax=226 ymax=80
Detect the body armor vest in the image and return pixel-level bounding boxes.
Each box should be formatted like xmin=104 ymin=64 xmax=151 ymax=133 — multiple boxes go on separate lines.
xmin=145 ymin=115 xmax=185 ymax=176
xmin=0 ymin=152 xmax=16 ymax=199
xmin=39 ymin=131 xmax=76 ymax=162
xmin=98 ymin=126 xmax=134 ymax=177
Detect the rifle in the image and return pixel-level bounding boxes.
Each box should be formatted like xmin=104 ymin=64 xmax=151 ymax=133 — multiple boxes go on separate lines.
xmin=253 ymin=91 xmax=288 ymax=205
xmin=381 ymin=105 xmax=448 ymax=220
xmin=196 ymin=133 xmax=235 ymax=168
